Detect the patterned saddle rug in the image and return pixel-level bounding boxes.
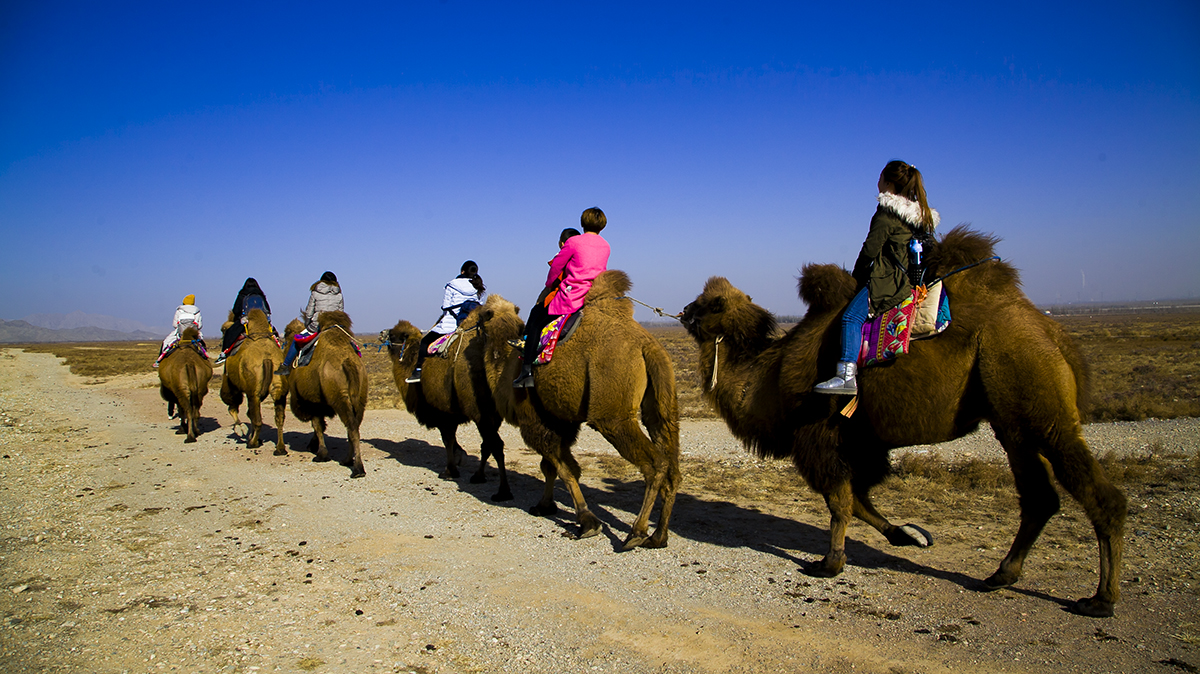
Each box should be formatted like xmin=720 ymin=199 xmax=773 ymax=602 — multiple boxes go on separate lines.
xmin=536 ymin=310 xmax=582 ymax=365
xmin=293 ymin=328 xmax=361 ymax=369
xmin=858 ymin=283 xmax=951 ymax=367
xmin=164 ymin=339 xmax=208 ymax=361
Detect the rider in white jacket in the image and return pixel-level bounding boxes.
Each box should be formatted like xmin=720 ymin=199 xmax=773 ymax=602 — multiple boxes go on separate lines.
xmin=155 ymin=295 xmax=203 ymax=366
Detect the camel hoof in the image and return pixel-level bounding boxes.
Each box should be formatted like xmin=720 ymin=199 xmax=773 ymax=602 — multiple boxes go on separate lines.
xmin=247 ymin=439 xmax=261 ymax=449
xmin=439 ymin=468 xmax=461 ymax=480
xmin=529 ymin=502 xmax=558 ymax=517
xmin=577 ymin=512 xmax=602 ymax=539
xmin=577 ymin=524 xmax=602 ymax=540
xmin=312 ymin=455 xmax=331 ymax=463
xmin=889 ymin=524 xmax=934 ymax=548
xmin=982 ymin=570 xmax=1018 ymax=591
xmin=175 ymin=428 xmax=186 ymax=435
xmin=803 ymin=553 xmax=845 ymax=578
xmin=1068 ymin=597 xmax=1115 ymax=618
xmin=491 ymin=490 xmax=514 ymax=503
xmin=185 ymin=436 xmax=197 ymax=444
xmin=273 ymin=448 xmax=288 ymax=456
xmin=620 ymin=534 xmax=650 ymax=551
xmin=642 ymin=534 xmax=669 ymax=549
xmin=350 ymin=470 xmax=366 ymax=479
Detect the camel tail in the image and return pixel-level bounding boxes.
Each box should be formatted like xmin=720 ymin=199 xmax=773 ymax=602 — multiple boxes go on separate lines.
xmin=258 ymin=359 xmax=273 ymax=402
xmin=642 ymin=344 xmax=682 ymax=486
xmin=342 ymin=359 xmax=366 ymax=428
xmin=186 ymin=362 xmax=204 ymax=414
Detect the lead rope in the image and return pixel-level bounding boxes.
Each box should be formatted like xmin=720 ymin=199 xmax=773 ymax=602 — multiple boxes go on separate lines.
xmin=616 ymin=295 xmax=683 ymax=320
xmin=710 ymin=335 xmax=724 ymax=389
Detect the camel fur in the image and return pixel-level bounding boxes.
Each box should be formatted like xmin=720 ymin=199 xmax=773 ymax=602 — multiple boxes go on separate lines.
xmin=680 ymin=226 xmax=1126 ymax=617
xmin=158 ymin=325 xmax=213 ymax=443
xmin=387 ymin=294 xmax=521 ymax=501
xmin=219 ymin=309 xmax=286 ymax=453
xmin=502 ymin=270 xmax=682 ymax=550
xmin=284 ymin=311 xmax=369 ymax=478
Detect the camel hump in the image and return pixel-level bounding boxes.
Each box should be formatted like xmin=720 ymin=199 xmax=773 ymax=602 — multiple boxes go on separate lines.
xmin=797 ymin=264 xmax=857 ymax=313
xmin=587 ymin=270 xmax=632 ymax=302
xmin=180 ymin=325 xmax=201 ymax=341
xmin=317 ymin=310 xmax=352 ymax=333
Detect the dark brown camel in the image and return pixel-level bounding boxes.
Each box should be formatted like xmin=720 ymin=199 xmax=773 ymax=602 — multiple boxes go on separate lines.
xmin=500 ymin=270 xmax=682 ymax=550
xmin=284 ymin=311 xmax=369 ymax=477
xmin=387 ymin=294 xmax=519 ymax=501
xmin=157 ymin=325 xmax=213 ymax=443
xmin=219 ymin=309 xmax=286 ymax=452
xmin=680 ymin=226 xmax=1126 ymax=617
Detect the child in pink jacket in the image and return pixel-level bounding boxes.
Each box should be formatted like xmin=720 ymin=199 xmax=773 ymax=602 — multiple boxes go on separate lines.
xmin=514 ymin=208 xmax=609 ymax=387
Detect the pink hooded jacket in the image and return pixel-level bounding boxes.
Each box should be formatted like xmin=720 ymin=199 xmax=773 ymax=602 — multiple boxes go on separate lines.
xmin=545 ymin=232 xmax=610 ymax=315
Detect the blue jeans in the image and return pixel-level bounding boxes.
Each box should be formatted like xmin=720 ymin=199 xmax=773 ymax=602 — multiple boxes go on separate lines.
xmin=840 ymin=288 xmax=870 ymax=362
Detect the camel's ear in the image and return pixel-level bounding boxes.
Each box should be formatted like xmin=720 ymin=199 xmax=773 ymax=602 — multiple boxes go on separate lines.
xmin=481 ymin=309 xmax=494 ymax=323
xmin=514 ymin=304 xmax=520 ymax=316
xmin=709 ymin=296 xmax=726 ymax=313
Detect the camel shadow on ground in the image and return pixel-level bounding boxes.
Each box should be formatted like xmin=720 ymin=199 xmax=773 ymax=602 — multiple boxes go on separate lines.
xmin=364 ymin=436 xmax=549 ymax=510
xmin=358 ymin=435 xmax=1054 ymax=604
xmin=163 ymin=415 xmax=221 ymax=439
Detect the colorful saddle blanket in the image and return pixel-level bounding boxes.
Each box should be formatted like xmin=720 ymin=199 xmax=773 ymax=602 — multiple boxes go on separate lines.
xmin=427 ymin=331 xmax=460 ymax=357
xmin=294 ymin=329 xmax=361 ymax=368
xmin=536 ymin=311 xmax=582 ymax=365
xmin=164 ymin=339 xmax=208 ymax=360
xmin=858 ymin=284 xmax=951 ymax=367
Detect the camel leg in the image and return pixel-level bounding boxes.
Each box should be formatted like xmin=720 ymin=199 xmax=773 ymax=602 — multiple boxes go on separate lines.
xmin=473 ymin=420 xmax=513 ymax=502
xmin=245 ymin=392 xmax=263 ymax=449
xmin=812 ymin=480 xmax=853 ymax=577
xmin=345 ymin=421 xmax=365 ymax=479
xmin=985 ymin=430 xmax=1061 ymax=593
xmin=852 ymin=489 xmax=934 ymax=548
xmin=272 ymin=396 xmax=287 ymax=456
xmin=549 ymin=451 xmax=602 ymax=539
xmin=310 ymin=417 xmax=330 ymax=462
xmin=438 ymin=425 xmax=462 ymax=479
xmin=184 ymin=405 xmax=199 ymax=443
xmin=593 ymin=418 xmax=665 ymax=550
xmin=1041 ymin=433 xmax=1127 ymax=617
xmin=530 ymin=456 xmax=559 ymax=516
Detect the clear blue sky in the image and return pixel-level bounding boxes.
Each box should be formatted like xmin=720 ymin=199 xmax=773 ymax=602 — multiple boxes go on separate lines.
xmin=2 ymin=1 xmax=1198 ymax=332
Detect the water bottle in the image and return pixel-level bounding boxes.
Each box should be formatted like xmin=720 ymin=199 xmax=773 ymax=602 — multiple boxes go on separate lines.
xmin=908 ymin=237 xmax=923 ymax=266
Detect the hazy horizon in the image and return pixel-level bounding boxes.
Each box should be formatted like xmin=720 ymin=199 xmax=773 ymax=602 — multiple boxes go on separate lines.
xmin=3 ymin=2 xmax=1198 ymax=333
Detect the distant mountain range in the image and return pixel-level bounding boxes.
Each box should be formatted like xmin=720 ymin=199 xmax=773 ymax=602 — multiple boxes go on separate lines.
xmin=0 ymin=312 xmax=166 ymax=343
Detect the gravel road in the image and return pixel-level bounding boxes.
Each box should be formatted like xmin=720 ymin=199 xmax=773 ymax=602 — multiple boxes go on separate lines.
xmin=1 ymin=348 xmax=1197 ymax=674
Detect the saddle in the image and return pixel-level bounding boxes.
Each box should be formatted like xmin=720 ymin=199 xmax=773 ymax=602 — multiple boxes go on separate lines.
xmin=536 ymin=310 xmax=582 ymax=365
xmin=858 ymin=284 xmax=951 ymax=368
xmin=292 ymin=327 xmax=361 ymax=369
xmin=164 ymin=338 xmax=208 ymax=361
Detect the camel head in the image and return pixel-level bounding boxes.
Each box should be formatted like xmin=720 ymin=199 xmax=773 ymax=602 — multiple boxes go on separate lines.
xmin=470 ymin=294 xmax=524 ymax=366
xmin=386 ymin=320 xmax=422 ymax=367
xmin=222 ymin=310 xmax=236 ymax=334
xmin=283 ymin=318 xmax=305 ymax=343
xmin=244 ymin=308 xmax=272 ymax=336
xmin=681 ymin=277 xmax=777 ymax=351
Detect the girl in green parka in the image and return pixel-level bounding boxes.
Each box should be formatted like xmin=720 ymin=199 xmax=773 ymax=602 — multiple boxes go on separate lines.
xmin=814 ymin=160 xmax=940 ymax=394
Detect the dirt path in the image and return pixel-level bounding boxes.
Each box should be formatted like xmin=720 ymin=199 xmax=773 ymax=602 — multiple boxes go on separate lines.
xmin=1 ymin=349 xmax=1197 ymax=673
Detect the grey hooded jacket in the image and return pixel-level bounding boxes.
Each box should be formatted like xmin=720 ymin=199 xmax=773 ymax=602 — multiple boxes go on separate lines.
xmin=301 ymin=282 xmax=344 ymax=332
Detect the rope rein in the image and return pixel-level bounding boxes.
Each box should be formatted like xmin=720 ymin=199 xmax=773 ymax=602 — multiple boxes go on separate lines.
xmin=928 ymin=256 xmax=1001 ymax=286
xmin=615 ymin=295 xmax=683 ymax=320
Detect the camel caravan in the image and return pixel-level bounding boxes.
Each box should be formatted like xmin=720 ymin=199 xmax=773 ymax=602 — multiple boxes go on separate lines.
xmin=152 ymin=195 xmax=1127 ymax=617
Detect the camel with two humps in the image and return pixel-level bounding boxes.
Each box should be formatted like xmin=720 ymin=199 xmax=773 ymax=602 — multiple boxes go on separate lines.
xmin=219 ymin=308 xmax=286 ymax=453
xmin=158 ymin=325 xmax=213 ymax=443
xmin=680 ymin=226 xmax=1126 ymax=617
xmin=387 ymin=294 xmax=519 ymax=501
xmin=283 ymin=311 xmax=369 ymax=477
xmin=500 ymin=270 xmax=682 ymax=550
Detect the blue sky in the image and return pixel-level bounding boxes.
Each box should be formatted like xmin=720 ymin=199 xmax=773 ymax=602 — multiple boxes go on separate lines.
xmin=2 ymin=1 xmax=1198 ymax=332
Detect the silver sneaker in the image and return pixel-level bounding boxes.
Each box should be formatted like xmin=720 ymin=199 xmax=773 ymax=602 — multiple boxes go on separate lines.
xmin=814 ymin=361 xmax=857 ymax=395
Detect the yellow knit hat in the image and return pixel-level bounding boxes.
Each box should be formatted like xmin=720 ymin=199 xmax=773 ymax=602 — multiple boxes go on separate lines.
xmin=182 ymin=294 xmax=196 ymax=305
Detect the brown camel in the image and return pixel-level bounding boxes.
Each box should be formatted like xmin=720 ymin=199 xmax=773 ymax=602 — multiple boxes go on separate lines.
xmin=680 ymin=226 xmax=1127 ymax=617
xmin=219 ymin=309 xmax=286 ymax=453
xmin=158 ymin=325 xmax=214 ymax=443
xmin=387 ymin=294 xmax=520 ymax=501
xmin=501 ymin=270 xmax=682 ymax=550
xmin=284 ymin=311 xmax=369 ymax=477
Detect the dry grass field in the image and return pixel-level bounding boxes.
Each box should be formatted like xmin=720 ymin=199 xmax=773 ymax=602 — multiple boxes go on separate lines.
xmin=14 ymin=309 xmax=1200 ymax=422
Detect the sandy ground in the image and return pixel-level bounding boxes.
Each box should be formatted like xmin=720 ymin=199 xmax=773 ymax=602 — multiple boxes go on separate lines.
xmin=1 ymin=348 xmax=1197 ymax=674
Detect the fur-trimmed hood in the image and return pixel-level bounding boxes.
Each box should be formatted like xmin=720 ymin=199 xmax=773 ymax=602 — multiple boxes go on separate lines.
xmin=877 ymin=192 xmax=939 ymax=233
